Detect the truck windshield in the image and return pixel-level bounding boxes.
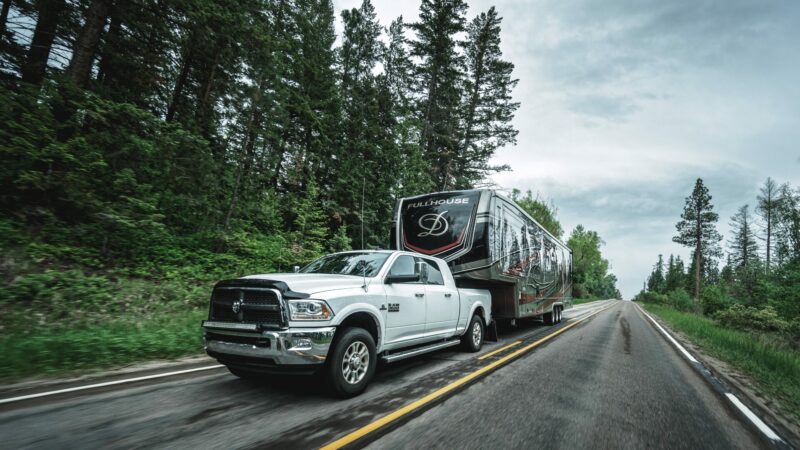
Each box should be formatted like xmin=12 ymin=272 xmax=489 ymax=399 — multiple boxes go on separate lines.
xmin=300 ymin=252 xmax=389 ymax=277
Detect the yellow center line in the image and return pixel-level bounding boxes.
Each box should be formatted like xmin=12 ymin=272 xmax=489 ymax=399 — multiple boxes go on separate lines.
xmin=477 ymin=340 xmax=522 ymax=360
xmin=320 ymin=303 xmax=618 ymax=450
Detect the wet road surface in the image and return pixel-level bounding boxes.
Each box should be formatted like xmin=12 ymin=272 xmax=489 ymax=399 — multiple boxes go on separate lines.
xmin=0 ymin=301 xmax=768 ymax=449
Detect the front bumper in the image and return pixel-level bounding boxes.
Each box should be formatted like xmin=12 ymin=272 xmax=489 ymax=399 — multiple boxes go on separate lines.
xmin=202 ymin=321 xmax=335 ymax=372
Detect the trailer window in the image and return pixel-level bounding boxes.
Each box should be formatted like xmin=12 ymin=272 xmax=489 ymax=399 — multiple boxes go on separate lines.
xmin=421 ymin=259 xmax=445 ymax=285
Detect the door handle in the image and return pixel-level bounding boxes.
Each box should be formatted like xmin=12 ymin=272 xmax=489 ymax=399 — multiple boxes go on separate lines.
xmin=415 ymin=292 xmax=424 ymax=298
xmin=444 ymin=293 xmax=452 ymax=298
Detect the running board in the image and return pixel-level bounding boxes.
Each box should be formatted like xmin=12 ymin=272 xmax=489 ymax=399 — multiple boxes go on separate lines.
xmin=381 ymin=340 xmax=461 ymax=363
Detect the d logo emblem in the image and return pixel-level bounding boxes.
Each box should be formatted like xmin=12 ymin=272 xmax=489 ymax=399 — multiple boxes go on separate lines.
xmin=417 ymin=212 xmax=449 ymax=237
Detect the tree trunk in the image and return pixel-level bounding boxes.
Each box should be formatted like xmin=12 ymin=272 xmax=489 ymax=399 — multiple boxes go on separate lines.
xmin=165 ymin=39 xmax=193 ymax=122
xmin=765 ymin=209 xmax=771 ymax=273
xmin=195 ymin=48 xmax=220 ymax=126
xmin=694 ymin=245 xmax=701 ymax=305
xmin=96 ymin=11 xmax=121 ymax=84
xmin=21 ymin=0 xmax=66 ymax=84
xmin=0 ymin=0 xmax=12 ymax=35
xmin=67 ymin=0 xmax=110 ymax=87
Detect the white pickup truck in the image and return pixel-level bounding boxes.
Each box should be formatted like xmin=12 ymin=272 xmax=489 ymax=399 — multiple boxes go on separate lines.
xmin=202 ymin=250 xmax=492 ymax=396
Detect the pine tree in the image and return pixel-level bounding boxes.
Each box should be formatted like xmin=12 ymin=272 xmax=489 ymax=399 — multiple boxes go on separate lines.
xmin=756 ymin=178 xmax=779 ymax=273
xmin=411 ymin=0 xmax=468 ymax=190
xmin=457 ymin=7 xmax=518 ymax=188
xmin=647 ymin=254 xmax=665 ymax=293
xmin=774 ymin=183 xmax=800 ymax=264
xmin=384 ymin=16 xmax=433 ymax=195
xmin=673 ymin=178 xmax=722 ymax=306
xmin=665 ymin=254 xmax=686 ymax=292
xmin=20 ymin=0 xmax=66 ymax=84
xmin=728 ymin=204 xmax=759 ymax=269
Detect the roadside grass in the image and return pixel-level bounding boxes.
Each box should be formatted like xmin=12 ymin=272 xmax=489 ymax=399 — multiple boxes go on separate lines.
xmin=641 ymin=303 xmax=800 ymax=422
xmin=0 ymin=309 xmax=207 ymax=380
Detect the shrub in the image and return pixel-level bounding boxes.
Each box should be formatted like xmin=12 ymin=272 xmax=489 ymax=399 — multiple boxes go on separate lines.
xmin=701 ymin=284 xmax=731 ymax=316
xmin=715 ymin=304 xmax=788 ymax=333
xmin=633 ymin=291 xmax=668 ymax=305
xmin=667 ymin=288 xmax=693 ymax=312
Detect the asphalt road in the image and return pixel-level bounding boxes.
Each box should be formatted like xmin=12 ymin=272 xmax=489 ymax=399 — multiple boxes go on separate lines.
xmin=365 ymin=301 xmax=763 ymax=449
xmin=0 ymin=301 xmax=769 ymax=449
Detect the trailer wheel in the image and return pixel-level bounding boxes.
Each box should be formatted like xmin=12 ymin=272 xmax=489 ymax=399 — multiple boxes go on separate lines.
xmin=462 ymin=314 xmax=484 ymax=352
xmin=544 ymin=310 xmax=555 ymax=325
xmin=325 ymin=327 xmax=376 ymax=398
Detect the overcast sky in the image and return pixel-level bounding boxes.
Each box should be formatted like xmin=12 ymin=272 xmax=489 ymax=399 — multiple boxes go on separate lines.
xmin=334 ymin=0 xmax=800 ymax=298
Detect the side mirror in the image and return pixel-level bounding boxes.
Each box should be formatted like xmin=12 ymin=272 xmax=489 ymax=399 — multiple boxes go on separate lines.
xmin=385 ymin=273 xmax=420 ymax=284
xmin=293 ymin=266 xmax=300 ymax=273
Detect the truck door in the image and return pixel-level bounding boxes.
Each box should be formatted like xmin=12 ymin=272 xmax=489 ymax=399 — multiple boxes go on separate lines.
xmin=421 ymin=258 xmax=459 ymax=336
xmin=382 ymin=255 xmax=427 ymax=346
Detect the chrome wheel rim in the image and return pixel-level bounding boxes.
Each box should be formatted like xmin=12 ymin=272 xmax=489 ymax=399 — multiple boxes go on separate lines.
xmin=472 ymin=321 xmax=482 ymax=347
xmin=342 ymin=341 xmax=369 ymax=385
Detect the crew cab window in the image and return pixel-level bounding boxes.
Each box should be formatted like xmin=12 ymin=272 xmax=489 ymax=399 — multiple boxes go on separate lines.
xmin=421 ymin=259 xmax=444 ymax=285
xmin=388 ymin=255 xmax=420 ymax=281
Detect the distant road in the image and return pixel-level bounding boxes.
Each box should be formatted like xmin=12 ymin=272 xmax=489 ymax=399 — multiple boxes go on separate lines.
xmin=0 ymin=301 xmax=771 ymax=449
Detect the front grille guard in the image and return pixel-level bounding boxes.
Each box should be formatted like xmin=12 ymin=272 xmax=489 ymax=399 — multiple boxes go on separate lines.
xmin=208 ymin=286 xmax=289 ymax=330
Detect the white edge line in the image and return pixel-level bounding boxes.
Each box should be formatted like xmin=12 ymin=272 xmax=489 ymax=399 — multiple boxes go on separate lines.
xmin=635 ymin=304 xmax=699 ymax=363
xmin=0 ymin=364 xmax=224 ymax=405
xmin=635 ymin=304 xmax=784 ymax=444
xmin=726 ymin=393 xmax=783 ymax=442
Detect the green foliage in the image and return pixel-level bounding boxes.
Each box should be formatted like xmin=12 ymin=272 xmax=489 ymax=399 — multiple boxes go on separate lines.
xmin=511 ymin=189 xmax=563 ymax=238
xmin=0 ymin=310 xmax=207 ymax=379
xmin=700 ymin=284 xmax=731 ymax=316
xmin=643 ymin=304 xmax=800 ymax=422
xmin=673 ymin=178 xmax=723 ymax=300
xmin=568 ymin=225 xmax=620 ymax=299
xmin=635 ymin=288 xmax=692 ymax=311
xmin=0 ymin=0 xmax=528 ymax=379
xmin=715 ymin=304 xmax=792 ymax=335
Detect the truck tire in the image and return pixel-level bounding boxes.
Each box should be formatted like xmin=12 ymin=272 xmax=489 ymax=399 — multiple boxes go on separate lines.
xmin=462 ymin=314 xmax=484 ymax=352
xmin=325 ymin=327 xmax=376 ymax=398
xmin=544 ymin=310 xmax=555 ymax=325
xmin=556 ymin=306 xmax=563 ymax=323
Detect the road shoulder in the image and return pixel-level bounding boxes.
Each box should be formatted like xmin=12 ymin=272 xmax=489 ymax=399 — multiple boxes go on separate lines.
xmin=635 ymin=303 xmax=799 ymax=449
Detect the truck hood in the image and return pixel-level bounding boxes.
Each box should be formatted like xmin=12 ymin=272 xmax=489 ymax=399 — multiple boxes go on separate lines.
xmin=241 ymin=273 xmax=368 ymax=295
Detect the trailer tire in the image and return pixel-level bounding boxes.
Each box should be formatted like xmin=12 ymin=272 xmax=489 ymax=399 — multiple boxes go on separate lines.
xmin=462 ymin=314 xmax=485 ymax=352
xmin=325 ymin=327 xmax=376 ymax=398
xmin=544 ymin=310 xmax=555 ymax=325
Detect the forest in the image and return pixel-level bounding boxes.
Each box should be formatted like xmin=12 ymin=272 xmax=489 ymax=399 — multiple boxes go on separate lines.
xmin=0 ymin=0 xmax=619 ymax=378
xmin=637 ymin=177 xmax=800 ymax=348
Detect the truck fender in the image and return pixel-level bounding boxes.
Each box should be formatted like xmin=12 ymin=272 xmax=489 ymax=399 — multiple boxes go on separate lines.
xmin=467 ymin=300 xmax=491 ymax=327
xmin=330 ymin=303 xmax=385 ymax=349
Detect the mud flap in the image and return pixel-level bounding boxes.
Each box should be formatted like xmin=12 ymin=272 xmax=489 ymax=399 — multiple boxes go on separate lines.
xmin=485 ymin=319 xmax=499 ymax=342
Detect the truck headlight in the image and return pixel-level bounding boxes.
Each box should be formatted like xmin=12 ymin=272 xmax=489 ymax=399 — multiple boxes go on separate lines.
xmin=287 ymin=299 xmax=334 ymax=321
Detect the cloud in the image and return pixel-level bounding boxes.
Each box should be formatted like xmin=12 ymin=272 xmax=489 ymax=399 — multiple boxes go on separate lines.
xmin=334 ymin=0 xmax=800 ymax=298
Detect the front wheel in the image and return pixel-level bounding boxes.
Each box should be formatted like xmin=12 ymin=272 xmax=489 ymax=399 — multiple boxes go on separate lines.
xmin=325 ymin=327 xmax=376 ymax=398
xmin=462 ymin=314 xmax=484 ymax=352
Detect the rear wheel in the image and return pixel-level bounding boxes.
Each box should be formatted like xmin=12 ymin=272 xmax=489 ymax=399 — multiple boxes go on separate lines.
xmin=462 ymin=314 xmax=484 ymax=352
xmin=325 ymin=327 xmax=376 ymax=398
xmin=544 ymin=310 xmax=555 ymax=325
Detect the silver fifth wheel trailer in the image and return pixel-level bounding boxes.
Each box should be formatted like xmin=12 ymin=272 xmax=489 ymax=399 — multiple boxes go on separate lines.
xmin=391 ymin=189 xmax=572 ymax=324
